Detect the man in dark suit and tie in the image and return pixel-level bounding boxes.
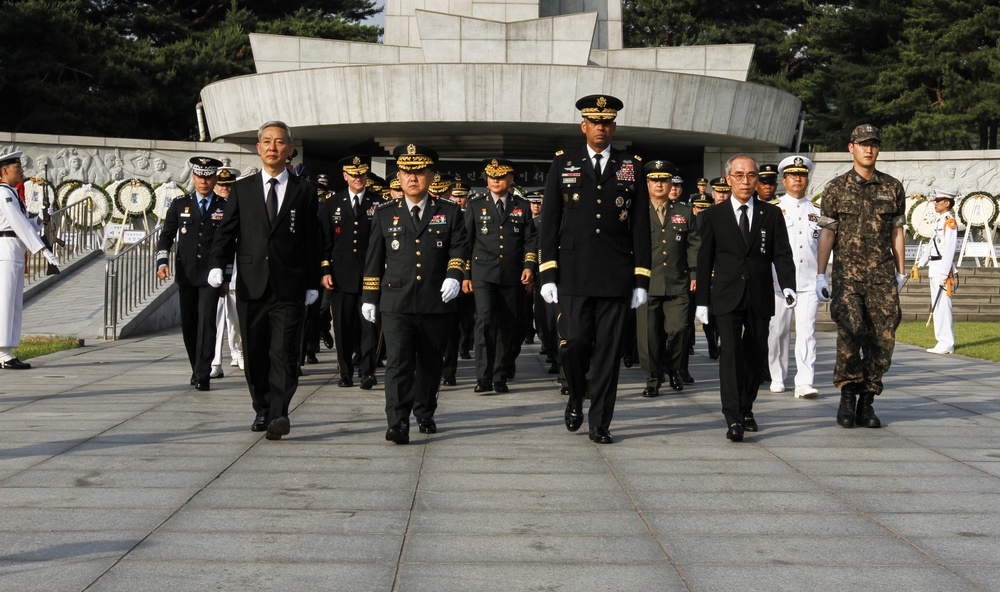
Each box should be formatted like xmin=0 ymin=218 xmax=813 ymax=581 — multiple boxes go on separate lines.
xmin=208 ymin=121 xmax=326 ymax=441
xmin=695 ymin=154 xmax=796 ymax=442
xmin=361 ymin=144 xmax=469 ymax=445
xmin=538 ymin=94 xmax=652 ymax=445
xmin=319 ymin=154 xmax=381 ymax=389
xmin=156 ymin=156 xmax=226 ymax=391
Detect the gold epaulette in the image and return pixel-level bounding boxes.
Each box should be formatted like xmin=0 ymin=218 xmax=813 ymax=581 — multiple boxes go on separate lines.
xmin=524 ymin=252 xmax=538 ymax=263
xmin=539 ymin=261 xmax=558 ymax=272
xmin=448 ymin=258 xmax=465 ymax=271
xmin=634 ymin=155 xmax=643 ymax=161
xmin=634 ymin=267 xmax=651 ymax=278
xmin=362 ymin=276 xmax=381 ymax=290
xmin=555 ymin=150 xmax=564 ymax=156
xmin=321 ymin=260 xmax=331 ymax=268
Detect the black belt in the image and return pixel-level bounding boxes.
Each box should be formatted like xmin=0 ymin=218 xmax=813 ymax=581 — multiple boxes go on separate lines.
xmin=0 ymin=231 xmax=17 ymax=238
xmin=930 ymin=256 xmax=942 ymax=261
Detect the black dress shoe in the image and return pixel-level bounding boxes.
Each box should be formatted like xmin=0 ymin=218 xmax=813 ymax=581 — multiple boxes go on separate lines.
xmin=680 ymin=369 xmax=694 ymax=384
xmin=688 ymin=346 xmax=695 ymax=355
xmin=560 ymin=386 xmax=569 ymax=396
xmin=589 ymin=426 xmax=614 ymax=444
xmin=266 ymin=416 xmax=290 ymax=441
xmin=493 ymin=381 xmax=509 ymax=393
xmin=322 ymin=330 xmax=334 ymax=349
xmin=474 ymin=381 xmax=493 ymax=394
xmin=338 ymin=377 xmax=353 ymax=387
xmin=251 ymin=415 xmax=267 ymax=432
xmin=0 ymin=357 xmax=31 ymax=370
xmin=641 ymin=386 xmax=659 ymax=398
xmin=743 ymin=414 xmax=759 ymax=432
xmin=305 ymin=353 xmax=319 ymax=365
xmin=442 ymin=377 xmax=457 ymax=386
xmin=459 ymin=350 xmax=472 ymax=360
xmin=708 ymin=346 xmax=720 ymax=360
xmin=726 ymin=422 xmax=744 ymax=442
xmin=622 ymin=354 xmax=634 ymax=368
xmin=190 ymin=376 xmax=197 ymax=386
xmin=360 ymin=374 xmax=377 ymax=390
xmin=547 ymin=362 xmax=560 ymax=374
xmin=668 ymin=371 xmax=683 ymax=392
xmin=564 ymin=401 xmax=584 ymax=432
xmin=418 ymin=417 xmax=437 ymax=434
xmin=194 ymin=381 xmax=210 ymax=391
xmin=385 ymin=421 xmax=409 ymax=444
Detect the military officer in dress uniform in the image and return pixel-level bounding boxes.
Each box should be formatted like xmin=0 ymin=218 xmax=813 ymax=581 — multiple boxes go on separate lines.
xmin=756 ymin=164 xmax=779 ymax=202
xmin=637 ymin=160 xmax=700 ymax=397
xmin=668 ymin=175 xmax=685 ymax=203
xmin=685 ymin=194 xmax=714 ymax=361
xmin=710 ymin=177 xmax=731 ymax=205
xmin=211 ymin=166 xmax=243 ymax=378
xmin=442 ymin=180 xmax=476 ymax=386
xmin=918 ymin=189 xmax=958 ymax=354
xmin=463 ymin=159 xmax=537 ymax=393
xmin=0 ymin=151 xmax=60 ymax=370
xmin=389 ymin=175 xmax=404 ymax=201
xmin=156 ymin=156 xmax=226 ymax=390
xmin=767 ymin=156 xmax=821 ymax=398
xmin=538 ymin=94 xmax=651 ymax=445
xmin=320 ymin=155 xmax=382 ymax=388
xmin=698 ymin=177 xmax=731 ymax=359
xmin=429 ymin=174 xmax=453 ymax=200
xmin=361 ymin=144 xmax=469 ymax=444
xmin=689 ymin=177 xmax=709 ymax=204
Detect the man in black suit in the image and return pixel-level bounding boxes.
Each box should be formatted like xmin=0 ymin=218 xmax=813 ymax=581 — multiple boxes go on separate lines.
xmin=156 ymin=156 xmax=225 ymax=391
xmin=538 ymin=94 xmax=652 ymax=445
xmin=463 ymin=159 xmax=537 ymax=394
xmin=695 ymin=154 xmax=796 ymax=442
xmin=319 ymin=154 xmax=381 ymax=389
xmin=361 ymin=144 xmax=469 ymax=445
xmin=208 ymin=121 xmax=326 ymax=441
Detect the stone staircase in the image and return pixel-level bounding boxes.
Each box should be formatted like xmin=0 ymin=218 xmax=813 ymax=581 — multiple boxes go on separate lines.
xmin=816 ymin=266 xmax=1000 ymax=331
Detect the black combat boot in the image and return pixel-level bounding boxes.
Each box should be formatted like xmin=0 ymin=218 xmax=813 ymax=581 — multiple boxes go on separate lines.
xmin=855 ymin=392 xmax=882 ymax=428
xmin=837 ymin=389 xmax=857 ymax=428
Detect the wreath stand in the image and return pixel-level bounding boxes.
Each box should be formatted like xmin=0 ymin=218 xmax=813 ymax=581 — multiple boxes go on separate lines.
xmin=956 ymin=193 xmax=999 ymax=268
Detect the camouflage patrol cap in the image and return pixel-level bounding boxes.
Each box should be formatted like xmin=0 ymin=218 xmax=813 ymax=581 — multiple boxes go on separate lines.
xmin=850 ymin=124 xmax=881 ymax=144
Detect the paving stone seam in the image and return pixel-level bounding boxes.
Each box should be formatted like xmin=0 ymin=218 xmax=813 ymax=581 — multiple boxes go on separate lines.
xmin=388 ymin=439 xmax=429 ymax=591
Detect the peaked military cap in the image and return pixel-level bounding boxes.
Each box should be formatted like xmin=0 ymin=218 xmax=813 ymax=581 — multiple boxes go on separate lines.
xmin=932 ymin=188 xmax=957 ymax=203
xmin=710 ymin=177 xmax=731 ymax=192
xmin=285 ymin=148 xmax=298 ymax=165
xmin=316 ymin=173 xmax=330 ymax=186
xmin=643 ymin=159 xmax=679 ymax=180
xmin=696 ymin=177 xmax=708 ymax=185
xmin=778 ymin=155 xmax=813 ymax=175
xmin=0 ymin=150 xmax=23 ymax=168
xmin=189 ymin=156 xmax=223 ymax=177
xmin=672 ymin=176 xmax=684 ymax=184
xmin=576 ymin=94 xmax=623 ymax=122
xmin=758 ymin=164 xmax=779 ymax=183
xmin=524 ymin=189 xmax=543 ymax=203
xmin=692 ymin=196 xmax=714 ymax=209
xmin=392 ymin=144 xmax=438 ymax=171
xmin=850 ymin=124 xmax=881 ymax=144
xmin=429 ymin=173 xmax=453 ymax=194
xmin=216 ymin=166 xmax=241 ymax=185
xmin=366 ymin=173 xmax=386 ymax=191
xmin=483 ymin=158 xmax=515 ymax=178
xmin=338 ymin=154 xmax=371 ymax=176
xmin=451 ymin=181 xmax=471 ymax=197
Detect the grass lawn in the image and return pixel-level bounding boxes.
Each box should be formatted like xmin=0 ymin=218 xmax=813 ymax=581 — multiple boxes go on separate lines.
xmin=13 ymin=336 xmax=82 ymax=361
xmin=895 ymin=321 xmax=1000 ymax=363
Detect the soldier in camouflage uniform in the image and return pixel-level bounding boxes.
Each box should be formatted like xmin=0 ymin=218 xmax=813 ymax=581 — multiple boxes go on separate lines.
xmin=816 ymin=124 xmax=907 ymax=430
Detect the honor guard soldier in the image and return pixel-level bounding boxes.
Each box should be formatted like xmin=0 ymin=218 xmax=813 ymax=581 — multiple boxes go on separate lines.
xmin=361 ymin=144 xmax=469 ymax=444
xmin=463 ymin=159 xmax=537 ymax=393
xmin=917 ymin=189 xmax=958 ymax=354
xmin=320 ymin=154 xmax=382 ymax=388
xmin=0 ymin=151 xmax=60 ymax=369
xmin=637 ymin=160 xmax=700 ymax=397
xmin=538 ymin=94 xmax=652 ymax=445
xmin=767 ymin=155 xmax=821 ymax=398
xmin=756 ymin=164 xmax=779 ymax=202
xmin=442 ymin=180 xmax=476 ymax=385
xmin=689 ymin=177 xmax=709 ymax=204
xmin=817 ymin=124 xmax=907 ymax=429
xmin=156 ymin=156 xmax=226 ymax=391
xmin=211 ymin=166 xmax=244 ymax=377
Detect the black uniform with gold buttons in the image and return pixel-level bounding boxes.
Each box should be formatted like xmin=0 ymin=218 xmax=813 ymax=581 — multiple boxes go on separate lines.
xmin=539 ymin=95 xmax=652 ymax=438
xmin=465 ymin=159 xmax=538 ymax=391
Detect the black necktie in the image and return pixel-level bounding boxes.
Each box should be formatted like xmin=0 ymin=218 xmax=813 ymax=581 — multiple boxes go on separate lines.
xmin=411 ymin=204 xmax=420 ymax=226
xmin=200 ymin=198 xmax=208 ymax=216
xmin=266 ymin=178 xmax=278 ymax=223
xmin=496 ymin=198 xmax=505 ymax=218
xmin=739 ymin=204 xmax=750 ymax=245
xmin=353 ymin=195 xmax=360 ymax=218
xmin=594 ymin=154 xmax=603 ymax=177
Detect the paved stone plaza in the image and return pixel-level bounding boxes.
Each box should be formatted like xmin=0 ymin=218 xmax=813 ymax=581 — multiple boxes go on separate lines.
xmin=1 ymin=330 xmax=998 ymax=591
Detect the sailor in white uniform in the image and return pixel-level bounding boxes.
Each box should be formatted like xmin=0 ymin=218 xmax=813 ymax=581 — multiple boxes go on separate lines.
xmin=918 ymin=189 xmax=958 ymax=354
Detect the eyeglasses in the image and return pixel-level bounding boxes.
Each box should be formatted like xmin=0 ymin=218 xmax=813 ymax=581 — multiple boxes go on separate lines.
xmin=728 ymin=172 xmax=759 ymax=183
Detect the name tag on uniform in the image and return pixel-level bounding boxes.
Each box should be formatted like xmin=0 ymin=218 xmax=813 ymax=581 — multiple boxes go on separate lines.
xmin=180 ymin=212 xmax=191 ymax=218
xmin=876 ymin=194 xmax=894 ymax=201
xmin=388 ymin=226 xmax=403 ymax=233
xmin=479 ymin=215 xmax=492 ymax=222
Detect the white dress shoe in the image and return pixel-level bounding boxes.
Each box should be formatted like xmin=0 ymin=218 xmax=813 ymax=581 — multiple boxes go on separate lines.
xmin=210 ymin=365 xmax=224 ymax=379
xmin=926 ymin=345 xmax=953 ymax=355
xmin=230 ymin=357 xmax=240 ymax=367
xmin=237 ymin=351 xmax=245 ymax=370
xmin=794 ymin=384 xmax=819 ymax=398
xmin=769 ymin=382 xmax=785 ymax=393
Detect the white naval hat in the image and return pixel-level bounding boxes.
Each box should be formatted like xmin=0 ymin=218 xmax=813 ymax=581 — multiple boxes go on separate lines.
xmin=0 ymin=151 xmax=23 ymax=168
xmin=932 ymin=188 xmax=957 ymax=203
xmin=778 ymin=155 xmax=813 ymax=175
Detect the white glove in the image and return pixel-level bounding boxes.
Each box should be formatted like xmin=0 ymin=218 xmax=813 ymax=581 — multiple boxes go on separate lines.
xmin=207 ymin=268 xmax=224 ymax=288
xmin=304 ymin=290 xmax=318 ymax=305
xmin=540 ymin=282 xmax=558 ymax=304
xmin=782 ymin=288 xmax=797 ymax=309
xmin=895 ymin=272 xmax=907 ymax=293
xmin=631 ymin=287 xmax=648 ymax=309
xmin=695 ymin=306 xmax=709 ymax=325
xmin=440 ymin=278 xmax=460 ymax=303
xmin=815 ymin=274 xmax=830 ymax=302
xmin=42 ymin=249 xmax=60 ymax=267
xmin=361 ymin=303 xmax=377 ymax=323
xmin=916 ymin=245 xmax=929 ymax=267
